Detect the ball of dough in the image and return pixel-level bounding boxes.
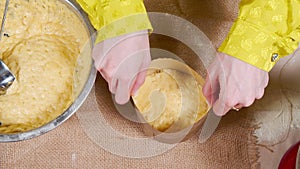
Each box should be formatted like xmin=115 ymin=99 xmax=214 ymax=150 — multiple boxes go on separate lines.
xmin=132 ymin=58 xmax=209 ymax=132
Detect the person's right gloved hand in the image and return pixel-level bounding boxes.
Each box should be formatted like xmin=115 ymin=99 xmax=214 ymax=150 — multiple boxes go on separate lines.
xmin=92 ymin=30 xmax=151 ymax=105
xmin=202 ymin=52 xmax=269 ymax=116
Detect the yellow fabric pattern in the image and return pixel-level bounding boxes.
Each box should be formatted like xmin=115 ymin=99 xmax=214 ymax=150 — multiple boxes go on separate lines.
xmin=219 ymin=0 xmax=300 ymax=72
xmin=76 ymin=0 xmax=152 ymax=43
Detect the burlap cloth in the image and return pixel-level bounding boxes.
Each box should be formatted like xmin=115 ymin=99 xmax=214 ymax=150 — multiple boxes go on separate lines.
xmin=1 ymin=0 xmax=293 ymax=168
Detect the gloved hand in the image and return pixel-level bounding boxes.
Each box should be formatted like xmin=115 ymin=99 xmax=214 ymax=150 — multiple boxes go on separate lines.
xmin=92 ymin=30 xmax=151 ymax=105
xmin=202 ymin=52 xmax=269 ymax=116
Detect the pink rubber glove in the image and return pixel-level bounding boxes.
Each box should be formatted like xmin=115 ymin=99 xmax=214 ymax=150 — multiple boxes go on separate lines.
xmin=92 ymin=30 xmax=151 ymax=104
xmin=203 ymin=52 xmax=269 ymax=116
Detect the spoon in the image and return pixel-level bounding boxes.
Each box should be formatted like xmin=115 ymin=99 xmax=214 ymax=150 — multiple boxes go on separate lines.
xmin=0 ymin=0 xmax=14 ymax=95
xmin=0 ymin=59 xmax=15 ymax=95
xmin=0 ymin=0 xmax=9 ymax=40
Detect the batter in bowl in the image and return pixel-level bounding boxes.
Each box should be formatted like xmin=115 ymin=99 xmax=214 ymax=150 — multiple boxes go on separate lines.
xmin=0 ymin=0 xmax=89 ymax=133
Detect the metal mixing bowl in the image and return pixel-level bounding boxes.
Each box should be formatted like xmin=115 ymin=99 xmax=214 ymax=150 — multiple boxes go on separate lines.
xmin=0 ymin=0 xmax=97 ymax=142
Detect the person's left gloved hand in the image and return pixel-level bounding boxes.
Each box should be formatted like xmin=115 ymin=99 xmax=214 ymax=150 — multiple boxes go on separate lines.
xmin=203 ymin=52 xmax=269 ymax=116
xmin=92 ymin=30 xmax=151 ymax=105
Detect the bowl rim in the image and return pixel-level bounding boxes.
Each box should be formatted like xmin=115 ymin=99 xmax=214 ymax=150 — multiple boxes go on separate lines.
xmin=0 ymin=0 xmax=97 ymax=142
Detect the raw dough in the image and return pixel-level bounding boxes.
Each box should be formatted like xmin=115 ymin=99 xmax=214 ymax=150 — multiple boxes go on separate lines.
xmin=132 ymin=58 xmax=209 ymax=132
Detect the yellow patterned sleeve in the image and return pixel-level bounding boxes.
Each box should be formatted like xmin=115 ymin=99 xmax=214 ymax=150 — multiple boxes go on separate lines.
xmin=76 ymin=0 xmax=152 ymax=43
xmin=219 ymin=0 xmax=300 ymax=72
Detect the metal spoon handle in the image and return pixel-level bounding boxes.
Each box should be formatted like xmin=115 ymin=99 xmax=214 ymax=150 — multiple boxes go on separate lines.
xmin=0 ymin=0 xmax=10 ymax=40
xmin=0 ymin=59 xmax=15 ymax=94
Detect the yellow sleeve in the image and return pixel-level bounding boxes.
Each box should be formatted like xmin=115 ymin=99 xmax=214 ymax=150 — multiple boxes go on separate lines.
xmin=219 ymin=0 xmax=300 ymax=72
xmin=76 ymin=0 xmax=152 ymax=43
